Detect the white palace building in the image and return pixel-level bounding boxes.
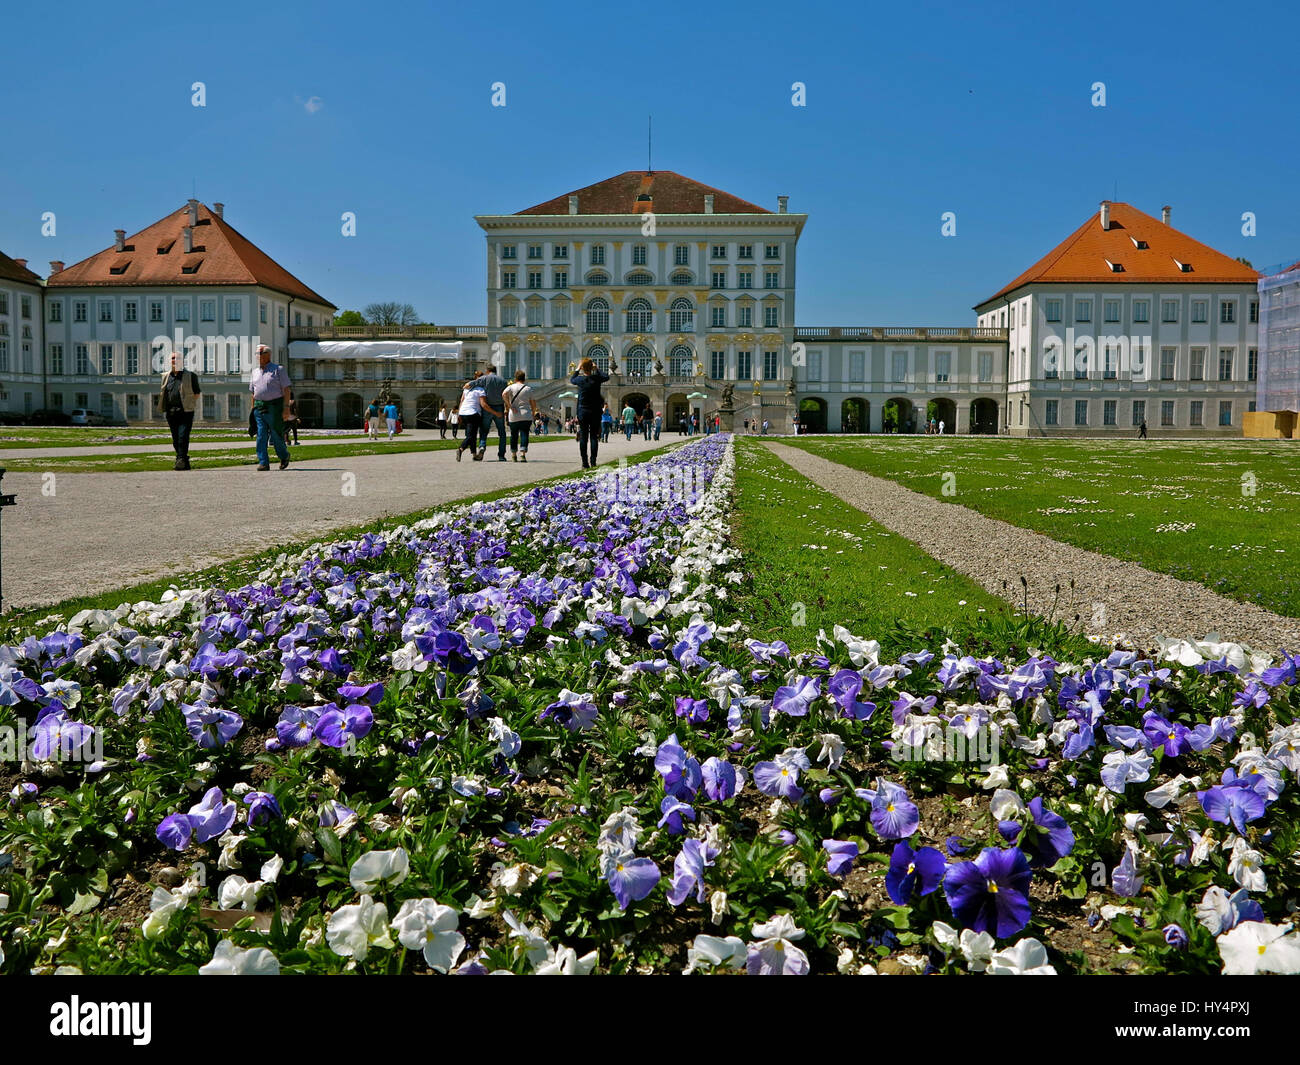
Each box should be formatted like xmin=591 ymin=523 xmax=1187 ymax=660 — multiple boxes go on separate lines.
xmin=0 ymin=171 xmax=1286 ymax=435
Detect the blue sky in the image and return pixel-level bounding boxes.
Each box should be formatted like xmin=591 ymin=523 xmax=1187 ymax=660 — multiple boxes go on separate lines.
xmin=3 ymin=0 xmax=1297 ymax=326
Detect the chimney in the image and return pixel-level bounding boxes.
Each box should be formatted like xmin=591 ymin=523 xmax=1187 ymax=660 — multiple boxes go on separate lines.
xmin=49 ymin=260 xmax=64 ymax=274
xmin=114 ymin=229 xmax=126 ymax=252
xmin=777 ymin=195 xmax=789 ymax=214
xmin=183 ymin=226 xmax=194 ymax=254
xmin=704 ymin=194 xmax=714 ymax=215
xmin=13 ymin=259 xmax=26 ymax=270
xmin=1162 ymin=205 xmax=1171 ymax=225
xmin=213 ymin=202 xmax=224 ymax=219
xmin=567 ymin=195 xmax=578 ymax=215
xmin=1099 ymin=201 xmax=1110 ymax=231
xmin=187 ymin=198 xmax=199 ymax=226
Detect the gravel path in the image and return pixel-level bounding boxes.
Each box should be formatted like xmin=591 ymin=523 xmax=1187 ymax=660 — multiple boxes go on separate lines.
xmin=766 ymin=442 xmax=1300 ymax=653
xmin=3 ymin=432 xmax=668 ymax=611
xmin=0 ymin=427 xmax=479 ymax=458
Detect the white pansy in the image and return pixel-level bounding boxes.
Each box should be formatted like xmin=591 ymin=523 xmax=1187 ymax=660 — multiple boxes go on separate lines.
xmin=198 ymin=939 xmax=281 ymax=975
xmin=216 ymin=833 xmax=247 ymax=871
xmin=931 ymin=921 xmax=960 ymax=952
xmin=348 ymin=848 xmax=410 ymax=894
xmin=1144 ymin=775 xmax=1199 ymax=809
xmin=534 ymin=944 xmax=598 ymax=976
xmin=217 ymin=874 xmax=261 ymax=911
xmin=1228 ymin=837 xmax=1267 ymax=892
xmin=959 ymin=929 xmax=995 ymax=972
xmin=815 ymin=733 xmax=845 ymax=771
xmin=989 ymin=788 xmax=1028 ymax=821
xmin=326 ymin=895 xmax=392 ymax=961
xmin=980 ymin=763 xmax=1011 ymax=790
xmin=1217 ymin=921 xmax=1300 ymax=975
xmin=260 ymin=855 xmax=284 ymax=884
xmin=989 ymin=938 xmax=1057 ymax=975
xmin=390 ymin=898 xmax=465 ymax=973
xmin=709 ymin=890 xmax=728 ymax=926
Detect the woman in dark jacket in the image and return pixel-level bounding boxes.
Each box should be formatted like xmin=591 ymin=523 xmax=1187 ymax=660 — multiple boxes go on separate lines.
xmin=571 ymin=357 xmax=610 ymax=469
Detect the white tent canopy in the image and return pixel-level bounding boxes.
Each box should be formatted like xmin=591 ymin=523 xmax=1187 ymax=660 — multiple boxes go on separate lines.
xmin=289 ymin=340 xmax=463 ymax=360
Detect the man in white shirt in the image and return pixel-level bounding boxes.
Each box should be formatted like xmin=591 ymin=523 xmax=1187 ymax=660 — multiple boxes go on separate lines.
xmin=249 ymin=344 xmax=293 ymax=470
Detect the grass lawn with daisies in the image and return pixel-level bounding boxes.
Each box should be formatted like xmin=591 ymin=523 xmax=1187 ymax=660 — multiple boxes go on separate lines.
xmin=779 ymin=436 xmax=1300 ymax=617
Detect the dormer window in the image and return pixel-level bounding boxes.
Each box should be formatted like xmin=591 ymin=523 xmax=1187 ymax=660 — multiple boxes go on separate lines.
xmin=1106 ymin=260 xmax=1124 ymax=273
xmin=1173 ymin=258 xmax=1193 ymax=272
xmin=1130 ymin=237 xmax=1149 ymax=249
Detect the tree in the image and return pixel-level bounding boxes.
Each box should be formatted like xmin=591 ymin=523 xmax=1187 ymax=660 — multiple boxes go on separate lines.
xmin=364 ymin=302 xmax=420 ymax=327
xmin=1235 ymin=256 xmax=1254 ymax=269
xmin=333 ymin=309 xmax=364 ymax=327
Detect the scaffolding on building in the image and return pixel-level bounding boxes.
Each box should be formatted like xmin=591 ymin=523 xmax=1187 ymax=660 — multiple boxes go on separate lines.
xmin=1258 ymin=259 xmax=1300 ymax=413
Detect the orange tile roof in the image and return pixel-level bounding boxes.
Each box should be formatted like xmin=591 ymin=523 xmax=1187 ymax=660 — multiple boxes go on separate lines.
xmin=976 ymin=202 xmax=1260 ymax=308
xmin=0 ymin=249 xmax=42 ymax=286
xmin=47 ymin=203 xmax=335 ymax=307
xmin=515 ymin=171 xmax=771 ymax=216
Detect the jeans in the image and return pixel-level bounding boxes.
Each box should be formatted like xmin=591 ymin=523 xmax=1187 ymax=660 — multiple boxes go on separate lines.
xmin=254 ymin=401 xmax=289 ymax=466
xmin=624 ymin=422 xmax=634 ymax=440
xmin=166 ymin=409 xmax=194 ymax=462
xmin=285 ymin=419 xmax=300 ymax=445
xmin=654 ymin=424 xmax=661 ymax=440
xmin=509 ymin=421 xmax=531 ymax=454
xmin=478 ymin=410 xmax=507 ymax=458
xmin=601 ymin=422 xmax=610 ymax=442
xmin=578 ymin=412 xmax=602 ymax=466
xmin=458 ymin=414 xmax=482 ymax=454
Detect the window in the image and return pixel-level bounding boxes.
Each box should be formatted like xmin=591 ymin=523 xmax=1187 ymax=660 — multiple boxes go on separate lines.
xmin=99 ymin=301 xmax=113 ymax=323
xmin=0 ymin=341 xmax=6 ymax=372
xmin=48 ymin=301 xmax=63 ymax=323
xmin=552 ymin=301 xmax=570 ymax=327
xmin=763 ymin=306 xmax=779 ymax=327
xmin=891 ymin=351 xmax=907 ymax=382
xmin=1045 ymin=299 xmax=1062 ymax=322
xmin=1249 ymin=300 xmax=1259 ymax=324
xmin=711 ymin=245 xmax=727 ymax=259
xmin=585 ymin=270 xmax=609 ymax=285
xmin=1021 ymin=304 xmax=1028 ymax=326
xmin=1045 ymin=399 xmax=1058 ymax=426
xmin=1192 ymin=299 xmax=1207 ymax=323
xmin=502 ymin=349 xmax=517 ymax=378
xmin=1132 ymin=399 xmax=1145 ymax=426
xmin=763 ymin=350 xmax=779 ymax=380
xmin=525 ymin=350 xmax=542 ymax=379
xmin=226 ymin=342 xmax=241 ymax=373
xmin=736 ymin=350 xmax=752 ymax=379
xmin=1104 ymin=299 xmax=1121 ymax=323
xmin=49 ymin=343 xmax=64 ymax=374
xmin=1190 ymin=347 xmax=1205 ymax=380
xmin=670 ymin=270 xmax=692 ymax=285
xmin=850 ymin=351 xmax=866 ymax=382
xmin=278 ymin=307 xmax=285 ymax=327
xmin=119 ymin=301 xmax=135 ymax=323
xmin=978 ymin=351 xmax=993 ymax=382
xmin=1133 ymin=299 xmax=1150 ymax=323
xmin=626 ymin=299 xmax=653 ymax=332
xmin=500 ymin=244 xmax=517 ymax=260
xmin=176 ymin=300 xmax=190 ymax=322
xmin=632 ymin=245 xmax=647 ymax=266
xmin=228 ymin=394 xmax=242 ymax=420
xmin=100 ymin=393 xmax=115 ymax=419
xmin=710 ymin=350 xmax=725 ymax=379
xmin=738 ymin=245 xmax=754 ymax=260
xmin=126 ymin=394 xmax=140 ymax=419
xmin=125 ymin=344 xmax=139 ymax=375
xmin=1189 ymin=399 xmax=1203 ymax=426
xmin=1103 ymin=399 xmax=1117 ymax=426
xmin=626 ymin=271 xmax=652 ymax=286
xmin=1075 ymin=299 xmax=1092 ymax=322
xmin=674 ymin=245 xmax=689 ymax=266
xmin=527 ymin=270 xmax=542 ymax=289
xmin=1218 ymin=348 xmax=1233 ymax=380
xmin=0 ymin=292 xmax=6 ymax=314
xmin=669 ymin=299 xmax=693 ymax=331
xmin=553 ymin=350 xmax=568 ymax=379
xmin=1075 ymin=399 xmax=1088 ymax=426
xmin=737 ymin=271 xmax=753 ymax=289
xmin=765 ymin=244 xmax=780 ymax=259
xmin=526 ymin=302 xmax=543 ymax=327
xmin=737 ymin=305 xmax=752 ymax=328
xmin=1220 ymin=300 xmax=1236 ymax=324
xmin=1162 ymin=300 xmax=1179 ymax=323
xmin=1161 ymin=400 xmax=1175 ymax=426
xmin=1219 ymin=401 xmax=1233 ymax=426
xmin=203 ymin=342 xmax=215 ymax=373
xmin=1103 ymin=345 xmax=1118 ymax=379
xmin=500 ymin=303 xmax=518 ymax=327
xmin=553 ymin=244 xmax=568 ymax=259
xmin=75 ymin=343 xmax=89 ymax=374
xmin=1160 ymin=347 xmax=1176 ymax=380
xmin=75 ymin=392 xmax=89 ymax=408
xmin=1248 ymin=347 xmax=1258 ymax=381
xmin=552 ymin=270 xmax=568 ymax=289
xmin=227 ymin=301 xmax=241 ymax=322
xmin=98 ymin=344 xmax=113 ymax=375
xmin=527 ymin=244 xmax=542 ymax=259
xmin=1043 ymin=342 xmax=1060 ymax=379
xmin=710 ymin=305 xmax=726 ymax=327
xmin=585 ymin=298 xmax=609 ymax=333
xmin=260 ymin=302 xmax=268 ymax=324
xmin=589 ymin=245 xmax=605 ymax=266
xmin=807 ymin=351 xmax=823 ymax=382
xmin=200 ymin=300 xmax=215 ymax=322
xmin=764 ymin=270 xmax=780 ymax=288
xmin=1074 ymin=345 xmax=1089 ymax=379
xmin=202 ymin=394 xmax=217 ymax=419
xmin=935 ymin=351 xmax=951 ymax=383
xmin=74 ymin=300 xmax=88 ymax=323
xmin=501 ymin=270 xmax=517 ymax=289
xmin=711 ymin=270 xmax=727 ymax=289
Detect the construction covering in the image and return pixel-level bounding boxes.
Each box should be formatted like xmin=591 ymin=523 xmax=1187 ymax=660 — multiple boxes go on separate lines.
xmin=288 ymin=340 xmax=462 ymax=360
xmin=1258 ymin=260 xmax=1300 ymax=412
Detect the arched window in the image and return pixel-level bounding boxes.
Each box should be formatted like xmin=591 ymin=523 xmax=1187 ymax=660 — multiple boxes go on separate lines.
xmin=670 ymin=270 xmax=694 ymax=285
xmin=584 ymin=269 xmax=610 ymax=285
xmin=624 ymin=344 xmax=653 ymax=377
xmin=625 ymin=298 xmax=653 ymax=333
xmin=669 ymin=297 xmax=694 ymax=332
xmin=586 ymin=344 xmax=611 ymax=373
xmin=669 ymin=344 xmax=694 ymax=377
xmin=625 ymin=271 xmax=653 ymax=286
xmin=585 ymin=297 xmax=609 ymax=334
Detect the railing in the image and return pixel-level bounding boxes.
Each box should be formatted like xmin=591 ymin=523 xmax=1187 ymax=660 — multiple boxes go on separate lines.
xmin=793 ymin=326 xmax=1009 ymax=341
xmin=290 ymin=324 xmax=488 ymax=340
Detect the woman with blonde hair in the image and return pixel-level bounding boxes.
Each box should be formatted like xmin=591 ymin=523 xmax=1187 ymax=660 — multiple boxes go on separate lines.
xmin=570 ymin=356 xmax=609 ymax=468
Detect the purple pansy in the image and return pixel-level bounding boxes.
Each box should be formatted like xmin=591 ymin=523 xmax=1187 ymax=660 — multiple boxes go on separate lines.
xmin=943 ymin=846 xmax=1033 ymax=939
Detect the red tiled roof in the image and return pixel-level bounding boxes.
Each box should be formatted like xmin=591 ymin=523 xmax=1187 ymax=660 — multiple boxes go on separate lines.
xmin=0 ymin=249 xmax=42 ymax=286
xmin=977 ymin=203 xmax=1260 ymax=307
xmin=47 ymin=203 xmax=335 ymax=307
xmin=515 ymin=171 xmax=771 ymax=215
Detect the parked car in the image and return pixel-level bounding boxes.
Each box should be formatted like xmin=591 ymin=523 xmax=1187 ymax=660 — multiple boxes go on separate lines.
xmin=27 ymin=409 xmax=73 ymax=426
xmin=68 ymin=408 xmax=108 ymax=426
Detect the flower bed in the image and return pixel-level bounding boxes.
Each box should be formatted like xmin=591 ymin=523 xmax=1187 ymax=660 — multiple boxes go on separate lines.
xmin=1 ymin=435 xmax=1298 ymax=975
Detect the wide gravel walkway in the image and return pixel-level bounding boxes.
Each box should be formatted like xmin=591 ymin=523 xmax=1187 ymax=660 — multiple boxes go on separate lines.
xmin=766 ymin=442 xmax=1300 ymax=653
xmin=3 ymin=431 xmax=671 ymax=610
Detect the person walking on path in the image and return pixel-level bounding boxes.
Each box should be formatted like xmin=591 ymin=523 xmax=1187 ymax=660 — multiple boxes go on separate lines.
xmin=249 ymin=344 xmax=292 ymax=471
xmin=455 ymin=378 xmax=485 ymax=462
xmin=476 ymin=363 xmax=509 ymax=462
xmin=449 ymin=408 xmax=459 ymax=439
xmin=383 ymin=399 xmax=399 ymax=439
xmin=159 ymin=350 xmax=200 ymax=470
xmin=283 ymin=396 xmax=301 ymax=446
xmin=938 ymin=419 xmax=945 ymax=436
xmin=437 ymin=405 xmax=449 ymax=439
xmin=761 ymin=418 xmax=770 ymax=436
xmin=503 ymin=369 xmax=540 ymax=462
xmin=644 ymin=409 xmax=654 ymax=441
xmin=571 ymin=357 xmax=610 ymax=469
xmin=622 ymin=401 xmax=636 ymax=440
xmin=1138 ymin=418 xmax=1148 ymax=440
xmin=366 ymin=399 xmax=380 ymax=439
xmin=654 ymin=410 xmax=662 ymax=441
xmin=601 ymin=404 xmax=613 ymax=443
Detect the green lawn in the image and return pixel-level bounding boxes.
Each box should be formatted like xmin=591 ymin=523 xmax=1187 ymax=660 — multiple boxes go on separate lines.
xmin=0 ymin=426 xmax=254 ymax=448
xmin=780 ymin=436 xmax=1300 ymax=618
xmin=723 ymin=438 xmax=1027 ymax=656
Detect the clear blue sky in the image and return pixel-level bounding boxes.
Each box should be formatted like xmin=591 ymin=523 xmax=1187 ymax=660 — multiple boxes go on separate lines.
xmin=3 ymin=0 xmax=1296 ymax=326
